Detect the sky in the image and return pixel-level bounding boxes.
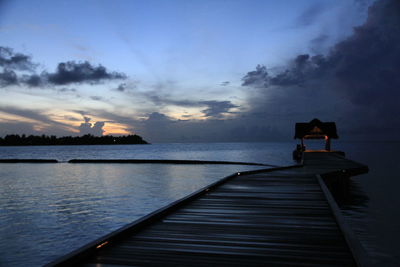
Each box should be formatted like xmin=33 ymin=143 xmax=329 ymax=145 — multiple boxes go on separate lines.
xmin=1 ymin=0 xmax=399 ymax=142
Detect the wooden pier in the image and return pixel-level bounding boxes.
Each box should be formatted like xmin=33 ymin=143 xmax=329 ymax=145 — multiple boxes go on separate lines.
xmin=47 ymin=152 xmax=370 ymax=266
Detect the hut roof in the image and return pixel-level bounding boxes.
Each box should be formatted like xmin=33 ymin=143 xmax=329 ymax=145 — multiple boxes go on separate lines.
xmin=294 ymin=118 xmax=338 ymax=139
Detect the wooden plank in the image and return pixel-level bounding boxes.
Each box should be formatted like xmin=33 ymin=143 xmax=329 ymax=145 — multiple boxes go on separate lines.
xmin=45 ymin=165 xmax=302 ymax=266
xmin=80 ymin=170 xmax=355 ymax=266
xmin=47 ymin=152 xmax=370 ymax=266
xmin=317 ymin=174 xmax=372 ymax=267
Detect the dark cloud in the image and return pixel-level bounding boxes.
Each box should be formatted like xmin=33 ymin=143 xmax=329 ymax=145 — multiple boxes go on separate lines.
xmin=3 ymin=0 xmax=398 ymax=142
xmin=0 ymin=46 xmax=38 ymax=87
xmin=116 ymin=81 xmax=237 ymax=118
xmin=0 ymin=69 xmax=18 ymax=86
xmin=141 ymin=92 xmax=163 ymax=105
xmin=242 ymin=0 xmax=400 ymax=139
xmin=0 ymin=46 xmax=36 ymax=71
xmin=242 ymin=54 xmax=328 ymax=88
xmin=57 ymin=87 xmax=76 ymax=93
xmin=113 ymin=82 xmax=139 ymax=92
xmin=220 ymin=81 xmax=230 ymax=86
xmin=47 ymin=61 xmax=126 ymax=85
xmin=328 ymin=0 xmax=400 ymax=109
xmin=310 ymin=34 xmax=330 ymax=54
xmin=136 ymin=90 xmax=239 ymax=119
xmin=242 ymin=65 xmax=269 ymax=87
xmin=115 ymin=83 xmax=127 ymax=92
xmin=164 ymin=99 xmax=238 ymax=119
xmin=139 ymin=112 xmax=284 ymax=143
xmin=147 ymin=112 xmax=169 ymax=121
xmin=0 ymin=46 xmax=127 ymax=87
xmin=83 ymin=116 xmax=91 ymax=123
xmin=200 ymin=101 xmax=238 ymax=118
xmin=93 ymin=109 xmax=284 ymax=143
xmin=22 ymin=74 xmax=43 ymax=87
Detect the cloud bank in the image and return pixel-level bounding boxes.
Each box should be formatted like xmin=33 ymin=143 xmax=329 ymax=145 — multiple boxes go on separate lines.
xmin=0 ymin=47 xmax=127 ymax=87
xmin=47 ymin=61 xmax=126 ymax=85
xmin=1 ymin=0 xmax=399 ymax=142
xmin=242 ymin=0 xmax=400 ymax=140
xmin=0 ymin=46 xmax=36 ymax=71
xmin=123 ymin=0 xmax=400 ymax=142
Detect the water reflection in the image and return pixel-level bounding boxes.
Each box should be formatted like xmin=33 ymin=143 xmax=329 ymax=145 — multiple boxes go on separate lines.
xmin=0 ymin=142 xmax=295 ymax=165
xmin=0 ymin=163 xmax=264 ymax=266
xmin=1 ymin=141 xmax=399 ymax=266
xmin=335 ymin=141 xmax=400 ymax=266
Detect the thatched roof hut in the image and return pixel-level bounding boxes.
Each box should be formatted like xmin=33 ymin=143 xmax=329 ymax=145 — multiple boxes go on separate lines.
xmin=294 ymin=118 xmax=338 ymax=140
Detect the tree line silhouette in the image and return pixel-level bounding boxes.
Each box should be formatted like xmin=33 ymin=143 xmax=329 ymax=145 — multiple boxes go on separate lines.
xmin=0 ymin=134 xmax=148 ymax=146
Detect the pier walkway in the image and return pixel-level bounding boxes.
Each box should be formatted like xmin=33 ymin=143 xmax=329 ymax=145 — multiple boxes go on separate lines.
xmin=48 ymin=152 xmax=369 ymax=266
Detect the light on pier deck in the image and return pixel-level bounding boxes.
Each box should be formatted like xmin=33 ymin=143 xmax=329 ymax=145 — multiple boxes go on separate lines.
xmin=47 ymin=152 xmax=370 ymax=267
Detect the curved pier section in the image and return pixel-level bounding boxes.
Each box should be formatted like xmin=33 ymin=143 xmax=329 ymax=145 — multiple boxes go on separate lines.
xmin=47 ymin=152 xmax=370 ymax=267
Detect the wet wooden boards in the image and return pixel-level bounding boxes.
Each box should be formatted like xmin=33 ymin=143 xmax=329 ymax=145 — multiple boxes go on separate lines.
xmin=47 ymin=152 xmax=369 ymax=267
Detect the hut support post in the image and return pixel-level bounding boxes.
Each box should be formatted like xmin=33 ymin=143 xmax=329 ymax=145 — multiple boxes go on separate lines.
xmin=325 ymin=137 xmax=331 ymax=151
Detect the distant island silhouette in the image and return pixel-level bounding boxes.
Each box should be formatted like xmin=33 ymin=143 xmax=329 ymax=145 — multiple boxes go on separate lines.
xmin=0 ymin=134 xmax=148 ymax=146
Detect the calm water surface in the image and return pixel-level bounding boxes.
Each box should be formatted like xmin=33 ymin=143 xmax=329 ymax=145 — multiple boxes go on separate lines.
xmin=0 ymin=142 xmax=295 ymax=164
xmin=335 ymin=142 xmax=400 ymax=266
xmin=0 ymin=142 xmax=399 ymax=266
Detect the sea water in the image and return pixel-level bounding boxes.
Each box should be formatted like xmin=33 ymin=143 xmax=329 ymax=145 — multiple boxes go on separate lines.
xmin=0 ymin=142 xmax=399 ymax=266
